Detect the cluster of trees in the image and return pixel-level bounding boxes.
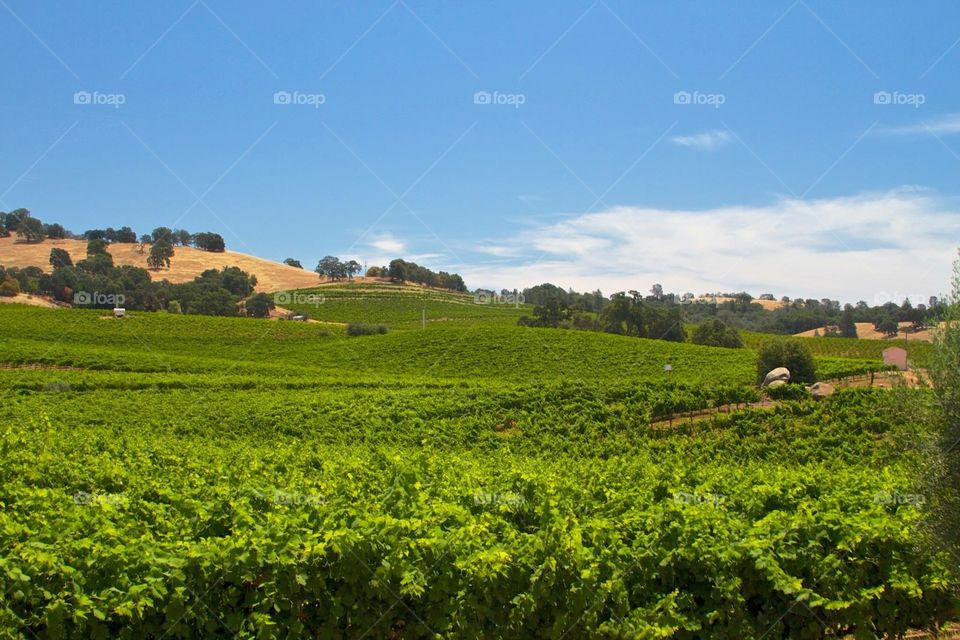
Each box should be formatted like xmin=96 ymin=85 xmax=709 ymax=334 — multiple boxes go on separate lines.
xmin=83 ymin=227 xmax=138 ymax=243
xmin=520 ymin=283 xmax=606 ymax=312
xmin=0 ymin=243 xmax=259 ymax=317
xmin=1 ymin=209 xmax=227 ymax=262
xmin=691 ymin=318 xmax=745 ymax=348
xmin=312 ymin=256 xmax=467 ymax=292
xmin=517 ymin=281 xmax=949 ymax=340
xmin=518 ymin=291 xmax=687 ymax=344
xmin=382 ymin=259 xmax=466 ymax=292
xmin=684 ymin=292 xmax=944 ymax=337
xmin=315 ymin=256 xmax=363 ymax=280
xmin=1 ymin=209 xmax=55 ymax=243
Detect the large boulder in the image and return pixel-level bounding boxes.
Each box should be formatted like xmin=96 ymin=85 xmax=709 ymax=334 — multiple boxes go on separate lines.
xmin=766 ymin=379 xmax=788 ymax=389
xmin=762 ymin=367 xmax=791 ymax=387
xmin=807 ymin=381 xmax=835 ymax=401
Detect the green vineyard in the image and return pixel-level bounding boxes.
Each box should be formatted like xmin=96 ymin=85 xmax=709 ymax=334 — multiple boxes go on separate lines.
xmin=0 ymin=300 xmax=956 ymax=638
xmin=281 ymin=283 xmax=530 ymax=328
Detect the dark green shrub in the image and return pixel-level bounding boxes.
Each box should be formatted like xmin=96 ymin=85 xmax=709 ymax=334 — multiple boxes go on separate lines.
xmin=0 ymin=277 xmax=20 ymax=297
xmin=347 ymin=322 xmax=388 ymax=336
xmin=756 ymin=338 xmax=816 ymax=384
xmin=691 ymin=318 xmax=744 ymax=348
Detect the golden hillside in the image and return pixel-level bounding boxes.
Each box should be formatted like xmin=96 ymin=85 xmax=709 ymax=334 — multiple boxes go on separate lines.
xmin=0 ymin=236 xmax=320 ymax=293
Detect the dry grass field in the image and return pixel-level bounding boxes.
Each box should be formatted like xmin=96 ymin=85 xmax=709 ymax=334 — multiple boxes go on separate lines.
xmin=0 ymin=236 xmax=320 ymax=292
xmin=794 ymin=320 xmax=935 ymax=343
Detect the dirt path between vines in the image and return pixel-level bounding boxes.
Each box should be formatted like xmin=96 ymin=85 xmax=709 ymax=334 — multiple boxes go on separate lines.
xmin=651 ymin=370 xmax=926 ymax=428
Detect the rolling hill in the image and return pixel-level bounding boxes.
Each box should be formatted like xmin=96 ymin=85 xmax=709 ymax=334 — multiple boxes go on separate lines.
xmin=0 ymin=236 xmax=319 ymax=292
xmin=280 ymin=282 xmax=530 ymax=328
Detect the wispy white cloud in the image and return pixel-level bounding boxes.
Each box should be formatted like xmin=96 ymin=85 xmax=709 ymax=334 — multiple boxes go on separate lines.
xmin=478 ymin=244 xmax=524 ymax=258
xmin=875 ymin=113 xmax=960 ymax=136
xmin=459 ymin=189 xmax=959 ymax=304
xmin=369 ymin=234 xmax=406 ymax=254
xmin=410 ymin=252 xmax=445 ymax=262
xmin=671 ymin=129 xmax=732 ymax=151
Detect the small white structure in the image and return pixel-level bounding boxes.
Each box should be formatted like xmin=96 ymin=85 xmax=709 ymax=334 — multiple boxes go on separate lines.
xmin=292 ymin=315 xmax=307 ymax=322
xmin=882 ymin=346 xmax=908 ymax=371
xmin=112 ymin=308 xmax=126 ymax=318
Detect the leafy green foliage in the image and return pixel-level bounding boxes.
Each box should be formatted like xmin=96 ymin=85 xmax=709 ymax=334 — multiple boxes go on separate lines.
xmin=757 ymin=338 xmax=817 ymax=384
xmin=147 ymin=239 xmax=174 ymax=270
xmin=0 ymin=377 xmax=955 ymax=637
xmin=765 ymin=382 xmax=810 ymax=401
xmin=192 ymin=231 xmax=225 ymax=252
xmin=929 ymin=255 xmax=960 ymax=562
xmin=691 ymin=318 xmax=744 ymax=348
xmin=48 ymin=247 xmax=72 ymax=269
xmin=0 ymin=276 xmax=20 ymax=297
xmin=14 ymin=213 xmax=44 ymax=243
xmin=0 ymin=298 xmax=954 ymax=637
xmin=245 ymin=292 xmax=275 ymax=318
xmin=388 ymin=258 xmax=466 ymax=291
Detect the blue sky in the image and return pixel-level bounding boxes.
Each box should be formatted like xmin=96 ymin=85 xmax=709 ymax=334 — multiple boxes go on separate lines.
xmin=2 ymin=1 xmax=960 ymax=302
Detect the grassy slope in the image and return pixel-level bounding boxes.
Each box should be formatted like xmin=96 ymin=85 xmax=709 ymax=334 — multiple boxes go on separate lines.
xmin=0 ymin=303 xmax=885 ymax=386
xmin=282 ymin=282 xmax=531 ymax=328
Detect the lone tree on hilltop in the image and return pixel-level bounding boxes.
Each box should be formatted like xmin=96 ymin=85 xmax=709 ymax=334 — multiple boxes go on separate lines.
xmin=193 ymin=232 xmax=225 ymax=252
xmin=316 ymin=256 xmax=347 ymax=280
xmin=148 ymin=240 xmax=174 ymax=270
xmin=15 ymin=215 xmax=45 ymax=243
